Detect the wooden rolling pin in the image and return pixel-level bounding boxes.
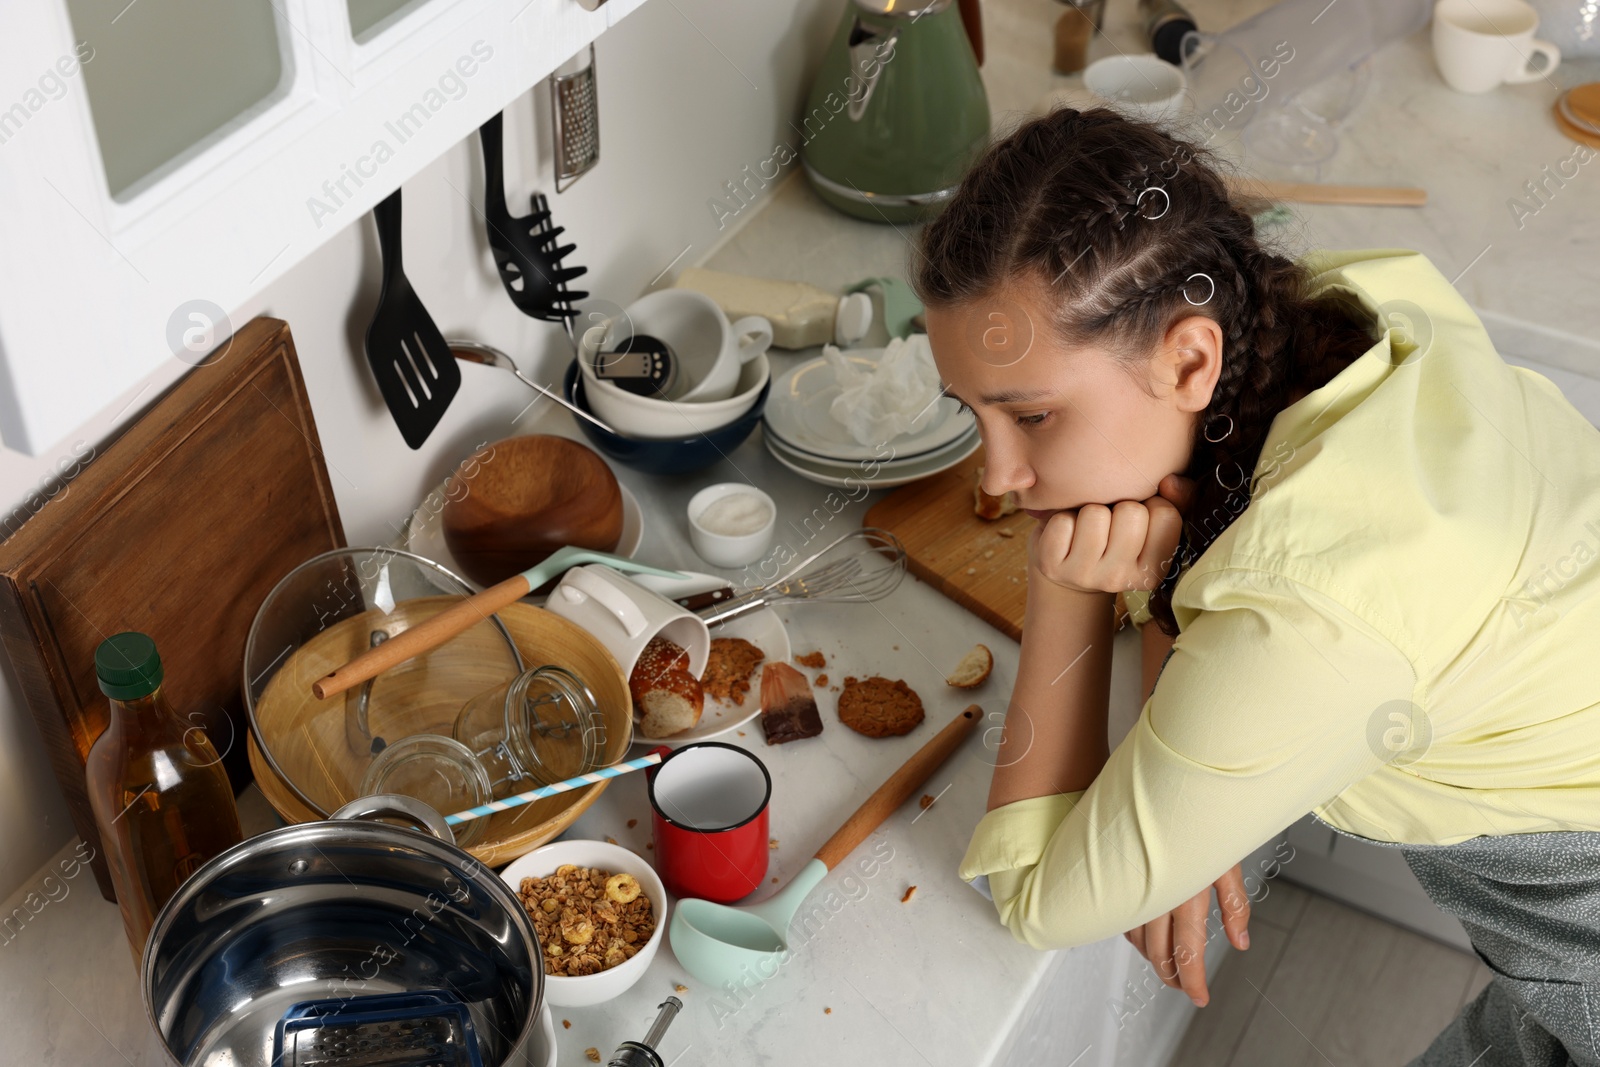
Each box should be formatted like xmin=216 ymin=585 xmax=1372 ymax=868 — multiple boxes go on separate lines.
xmin=815 ymin=704 xmax=981 ymax=869
xmin=1224 ymin=175 xmax=1427 ymax=207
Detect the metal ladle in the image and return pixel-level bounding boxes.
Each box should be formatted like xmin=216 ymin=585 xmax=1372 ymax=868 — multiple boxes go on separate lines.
xmin=669 ymin=706 xmax=980 ymax=987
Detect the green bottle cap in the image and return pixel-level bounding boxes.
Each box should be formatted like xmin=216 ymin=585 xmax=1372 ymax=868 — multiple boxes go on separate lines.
xmin=96 ymin=632 xmax=164 ymax=701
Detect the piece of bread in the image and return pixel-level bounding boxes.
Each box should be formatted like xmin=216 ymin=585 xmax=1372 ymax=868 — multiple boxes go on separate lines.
xmin=630 ymin=635 xmax=704 ymax=738
xmin=973 ymin=466 xmax=1020 ymax=520
xmin=945 ymin=643 xmax=993 ymax=688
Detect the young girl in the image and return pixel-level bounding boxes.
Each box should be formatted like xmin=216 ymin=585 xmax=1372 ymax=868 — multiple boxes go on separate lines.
xmin=918 ymin=106 xmax=1600 ymax=1064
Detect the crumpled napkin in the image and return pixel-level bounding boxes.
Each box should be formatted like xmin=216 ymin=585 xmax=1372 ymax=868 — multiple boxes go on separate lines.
xmin=825 ymin=333 xmax=942 ymax=446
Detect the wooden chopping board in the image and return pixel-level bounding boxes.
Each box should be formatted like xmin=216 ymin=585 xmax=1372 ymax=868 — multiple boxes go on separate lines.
xmin=0 ymin=318 xmax=345 ymax=900
xmin=864 ymin=443 xmax=1035 ymax=641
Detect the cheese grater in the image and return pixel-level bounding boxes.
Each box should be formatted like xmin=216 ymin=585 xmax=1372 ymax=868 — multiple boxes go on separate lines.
xmin=273 ymin=990 xmax=485 ymax=1067
xmin=550 ymin=43 xmax=600 ymax=192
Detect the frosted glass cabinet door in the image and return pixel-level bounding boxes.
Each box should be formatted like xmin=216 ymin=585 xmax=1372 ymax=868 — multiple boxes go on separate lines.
xmin=0 ymin=0 xmax=632 ymax=456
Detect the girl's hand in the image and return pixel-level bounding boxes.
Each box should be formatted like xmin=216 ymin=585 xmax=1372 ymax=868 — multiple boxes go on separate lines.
xmin=1029 ymin=473 xmax=1196 ymax=595
xmin=1124 ymin=862 xmax=1251 ymax=1007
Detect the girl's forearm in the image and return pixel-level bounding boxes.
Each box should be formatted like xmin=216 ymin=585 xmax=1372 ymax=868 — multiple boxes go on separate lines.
xmin=985 ymin=571 xmax=1117 ymax=812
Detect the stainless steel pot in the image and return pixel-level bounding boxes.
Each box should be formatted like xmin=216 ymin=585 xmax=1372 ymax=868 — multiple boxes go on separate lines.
xmin=141 ymin=795 xmax=546 ymax=1067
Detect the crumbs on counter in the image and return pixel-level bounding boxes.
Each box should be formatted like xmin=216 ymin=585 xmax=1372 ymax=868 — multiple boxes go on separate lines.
xmin=605 ymin=835 xmax=617 ymax=845
xmin=998 ymin=527 xmax=1016 ymax=538
xmin=769 ymin=838 xmax=779 ymax=850
xmin=815 ymin=672 xmax=828 ymax=687
xmin=825 ymin=1007 xmax=833 ymax=1015
xmin=562 ymin=1020 xmax=571 ymax=1029
xmin=772 ymin=876 xmax=779 ymax=883
xmin=901 ymin=885 xmax=917 ymax=903
xmin=586 ymin=1049 xmax=601 ymax=1062
xmin=645 ymin=842 xmax=653 ymax=849
xmin=919 ymin=794 xmax=936 ymax=809
xmin=737 ymin=730 xmax=746 ymax=736
xmin=893 ymin=644 xmax=899 ymax=651
xmin=626 ymin=818 xmax=637 ymax=829
xmin=675 ymin=983 xmax=688 ymax=992
xmin=794 ymin=650 xmax=826 ymax=669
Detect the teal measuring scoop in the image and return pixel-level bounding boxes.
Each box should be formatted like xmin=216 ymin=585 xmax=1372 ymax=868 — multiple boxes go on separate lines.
xmin=669 ymin=707 xmax=980 ymax=988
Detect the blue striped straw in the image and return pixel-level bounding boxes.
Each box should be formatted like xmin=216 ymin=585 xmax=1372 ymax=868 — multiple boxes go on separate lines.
xmin=444 ymin=752 xmax=665 ymax=826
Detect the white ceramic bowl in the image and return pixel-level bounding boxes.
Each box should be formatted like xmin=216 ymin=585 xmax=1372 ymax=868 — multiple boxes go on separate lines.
xmin=580 ymin=349 xmax=770 ymax=440
xmin=499 ymin=839 xmax=669 ymax=1008
xmin=687 ymin=482 xmax=777 ymax=568
xmin=1084 ymin=53 xmax=1187 ymax=123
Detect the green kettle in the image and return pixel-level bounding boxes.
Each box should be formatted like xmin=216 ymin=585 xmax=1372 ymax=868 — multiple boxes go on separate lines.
xmin=800 ymin=0 xmax=991 ymax=224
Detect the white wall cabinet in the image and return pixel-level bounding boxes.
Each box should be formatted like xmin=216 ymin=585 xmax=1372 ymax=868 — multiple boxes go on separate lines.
xmin=0 ymin=0 xmax=637 ymax=455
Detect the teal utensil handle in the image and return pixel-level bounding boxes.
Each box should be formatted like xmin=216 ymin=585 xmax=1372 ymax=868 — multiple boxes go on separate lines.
xmin=520 ymin=545 xmax=691 ymax=591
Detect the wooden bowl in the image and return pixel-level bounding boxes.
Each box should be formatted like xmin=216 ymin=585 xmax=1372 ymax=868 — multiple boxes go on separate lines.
xmin=248 ymin=599 xmax=634 ymax=867
xmin=442 ymin=434 xmax=624 ymax=589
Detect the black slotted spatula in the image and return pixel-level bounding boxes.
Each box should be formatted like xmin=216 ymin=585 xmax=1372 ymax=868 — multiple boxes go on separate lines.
xmin=365 ymin=187 xmax=461 ymax=449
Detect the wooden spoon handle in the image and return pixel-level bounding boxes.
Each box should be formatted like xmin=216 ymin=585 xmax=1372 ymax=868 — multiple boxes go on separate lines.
xmin=1225 ymin=175 xmax=1427 ymax=207
xmin=813 ymin=704 xmax=982 ymax=871
xmin=311 ymin=575 xmax=531 ymax=700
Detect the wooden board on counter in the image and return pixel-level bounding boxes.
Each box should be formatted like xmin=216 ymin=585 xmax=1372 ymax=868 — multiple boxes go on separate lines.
xmin=864 ymin=444 xmax=1035 ymax=642
xmin=0 ymin=318 xmax=346 ymax=901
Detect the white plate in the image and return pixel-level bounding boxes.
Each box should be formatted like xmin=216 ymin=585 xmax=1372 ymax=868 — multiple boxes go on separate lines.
xmin=766 ymin=419 xmax=978 ymax=473
xmin=403 ymin=482 xmax=643 ymax=593
xmin=763 ymin=351 xmax=974 ymax=462
xmin=626 ymin=570 xmax=789 ymax=747
xmin=764 ymin=425 xmax=981 ymax=489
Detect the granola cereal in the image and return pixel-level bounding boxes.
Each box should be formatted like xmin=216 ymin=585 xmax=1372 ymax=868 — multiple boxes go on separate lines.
xmin=517 ymin=864 xmax=656 ymax=978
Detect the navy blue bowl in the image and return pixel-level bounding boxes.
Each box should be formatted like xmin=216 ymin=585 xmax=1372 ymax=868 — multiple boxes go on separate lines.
xmin=562 ymin=359 xmax=769 ymax=476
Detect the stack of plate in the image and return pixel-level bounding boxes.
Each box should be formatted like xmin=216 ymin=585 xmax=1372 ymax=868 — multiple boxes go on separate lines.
xmin=761 ymin=351 xmax=979 ymax=488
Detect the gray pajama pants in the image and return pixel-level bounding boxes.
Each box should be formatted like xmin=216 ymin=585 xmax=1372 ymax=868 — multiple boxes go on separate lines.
xmin=1313 ymin=816 xmax=1600 ymax=1066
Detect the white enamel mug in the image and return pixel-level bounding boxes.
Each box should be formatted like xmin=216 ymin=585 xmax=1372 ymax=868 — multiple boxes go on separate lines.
xmin=582 ymin=289 xmax=772 ymax=404
xmin=1432 ymin=0 xmax=1561 ymax=93
xmin=542 ymin=563 xmax=710 ymax=680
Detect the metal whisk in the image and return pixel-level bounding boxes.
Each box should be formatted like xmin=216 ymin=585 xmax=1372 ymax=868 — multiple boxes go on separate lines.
xmin=697 ymin=526 xmax=907 ymax=627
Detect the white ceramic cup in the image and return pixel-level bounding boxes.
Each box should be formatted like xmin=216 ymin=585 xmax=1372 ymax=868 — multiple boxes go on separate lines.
xmin=1432 ymin=0 xmax=1560 ymax=93
xmin=1083 ymin=54 xmax=1188 ymax=123
xmin=542 ymin=563 xmax=710 ymax=680
xmin=581 ymin=289 xmax=772 ymax=404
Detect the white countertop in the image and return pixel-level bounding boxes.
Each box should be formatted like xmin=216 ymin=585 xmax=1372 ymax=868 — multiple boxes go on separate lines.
xmin=6 ymin=1 xmax=1598 ymax=1064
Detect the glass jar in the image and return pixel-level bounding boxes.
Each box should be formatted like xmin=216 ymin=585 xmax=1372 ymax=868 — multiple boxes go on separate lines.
xmin=453 ymin=664 xmax=605 ymax=799
xmin=357 ymin=733 xmax=493 ymax=847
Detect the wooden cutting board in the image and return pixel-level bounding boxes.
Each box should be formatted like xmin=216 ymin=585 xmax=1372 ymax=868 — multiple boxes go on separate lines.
xmin=0 ymin=318 xmax=345 ymax=900
xmin=864 ymin=443 xmax=1035 ymax=641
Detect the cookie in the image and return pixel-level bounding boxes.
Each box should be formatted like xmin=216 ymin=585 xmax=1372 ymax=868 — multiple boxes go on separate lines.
xmin=837 ymin=675 xmax=925 ymax=737
xmin=701 ymin=636 xmax=766 ymax=704
xmin=794 ymin=650 xmax=826 ymax=669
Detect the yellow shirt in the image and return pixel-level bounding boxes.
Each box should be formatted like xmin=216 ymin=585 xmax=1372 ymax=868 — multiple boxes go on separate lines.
xmin=958 ymin=248 xmax=1600 ymax=950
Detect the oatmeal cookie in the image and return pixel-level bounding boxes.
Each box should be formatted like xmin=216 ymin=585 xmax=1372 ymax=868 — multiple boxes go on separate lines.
xmin=837 ymin=675 xmax=925 ymax=737
xmin=701 ymin=636 xmax=766 ymax=704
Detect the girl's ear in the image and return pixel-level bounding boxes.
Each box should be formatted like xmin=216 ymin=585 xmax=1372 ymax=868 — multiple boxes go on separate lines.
xmin=1163 ymin=315 xmax=1224 ymax=413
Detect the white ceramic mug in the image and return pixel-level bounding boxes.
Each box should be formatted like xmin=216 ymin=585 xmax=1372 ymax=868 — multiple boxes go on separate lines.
xmin=582 ymin=289 xmax=772 ymax=404
xmin=1432 ymin=0 xmax=1560 ymax=93
xmin=1083 ymin=54 xmax=1188 ymax=124
xmin=542 ymin=563 xmax=710 ymax=681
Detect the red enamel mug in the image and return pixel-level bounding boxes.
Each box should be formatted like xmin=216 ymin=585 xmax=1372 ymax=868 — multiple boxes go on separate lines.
xmin=646 ymin=741 xmax=771 ymax=902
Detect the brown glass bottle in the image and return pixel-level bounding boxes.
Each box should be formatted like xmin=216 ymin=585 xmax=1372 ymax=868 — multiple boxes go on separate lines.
xmin=86 ymin=631 xmax=243 ymax=970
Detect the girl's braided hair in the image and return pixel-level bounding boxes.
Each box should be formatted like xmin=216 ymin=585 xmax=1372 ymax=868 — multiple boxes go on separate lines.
xmin=911 ymin=106 xmax=1377 ymax=637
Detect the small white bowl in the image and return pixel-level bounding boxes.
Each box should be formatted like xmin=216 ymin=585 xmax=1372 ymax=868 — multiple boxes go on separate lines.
xmin=499 ymin=839 xmax=669 ymax=1008
xmin=687 ymin=483 xmax=777 ymax=568
xmin=581 ymin=350 xmax=770 ymax=440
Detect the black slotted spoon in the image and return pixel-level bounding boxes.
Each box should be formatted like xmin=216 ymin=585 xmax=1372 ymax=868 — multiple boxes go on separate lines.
xmin=479 ymin=112 xmax=588 ymax=333
xmin=365 ymin=187 xmax=461 ymax=449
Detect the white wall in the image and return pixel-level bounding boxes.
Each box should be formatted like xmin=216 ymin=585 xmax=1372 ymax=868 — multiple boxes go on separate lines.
xmin=0 ymin=0 xmax=843 ymax=902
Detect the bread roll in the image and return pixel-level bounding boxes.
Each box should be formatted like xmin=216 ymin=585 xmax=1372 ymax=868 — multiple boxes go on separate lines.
xmin=630 ymin=635 xmax=704 ymax=738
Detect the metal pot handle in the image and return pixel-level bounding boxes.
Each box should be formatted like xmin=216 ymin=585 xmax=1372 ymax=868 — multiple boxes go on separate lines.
xmin=331 ymin=793 xmax=457 ymax=846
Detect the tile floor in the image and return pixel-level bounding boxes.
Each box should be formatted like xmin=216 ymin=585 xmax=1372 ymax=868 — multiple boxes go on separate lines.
xmin=1171 ymin=879 xmax=1493 ymax=1066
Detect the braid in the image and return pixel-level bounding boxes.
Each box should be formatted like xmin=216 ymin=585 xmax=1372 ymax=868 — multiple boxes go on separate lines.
xmin=913 ymin=106 xmax=1376 ymax=637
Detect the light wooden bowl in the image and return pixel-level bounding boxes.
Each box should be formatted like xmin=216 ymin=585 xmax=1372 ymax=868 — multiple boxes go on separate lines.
xmin=248 ymin=598 xmax=634 ymax=867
